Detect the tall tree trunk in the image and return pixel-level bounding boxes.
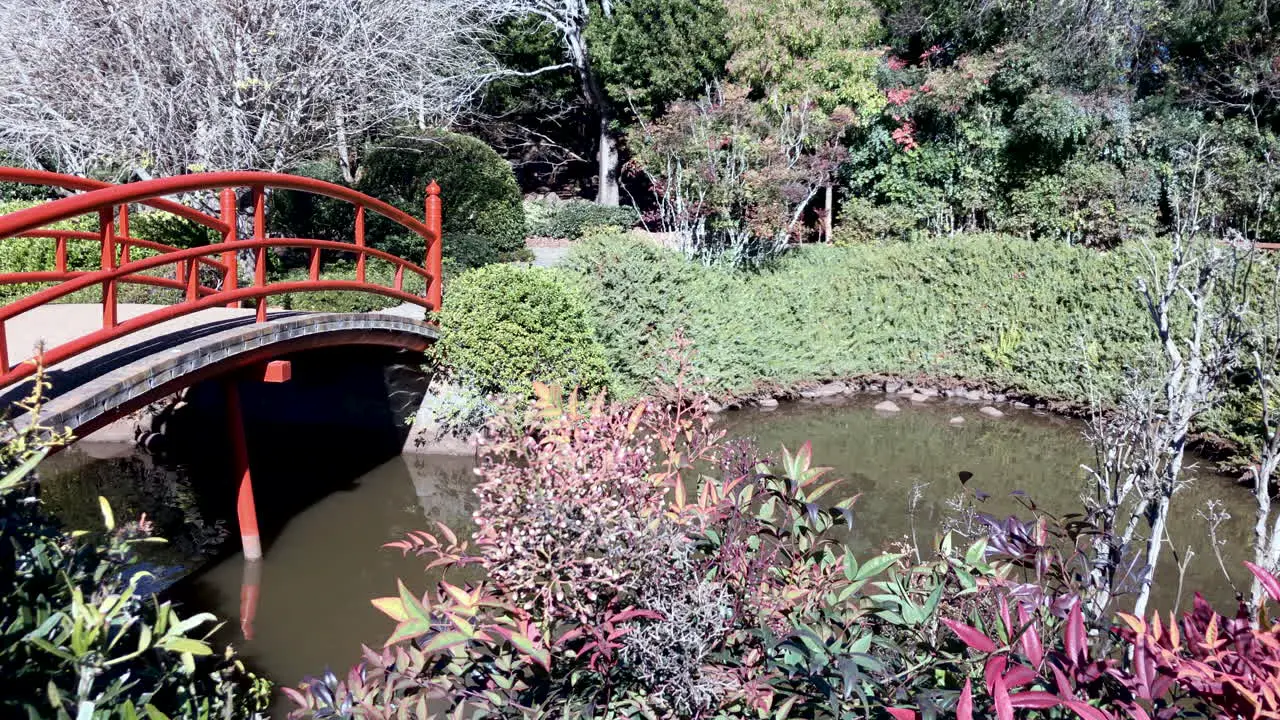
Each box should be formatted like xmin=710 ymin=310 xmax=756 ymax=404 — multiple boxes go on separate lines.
xmin=597 ymin=115 xmax=620 ymax=206
xmin=563 ymin=11 xmax=620 ymax=206
xmin=824 ymin=185 xmax=834 ymax=242
xmin=1134 ymin=490 xmax=1173 ymax=617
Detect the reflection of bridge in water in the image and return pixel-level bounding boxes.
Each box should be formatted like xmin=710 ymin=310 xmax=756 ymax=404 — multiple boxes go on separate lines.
xmin=0 ymin=168 xmax=445 ymax=563
xmin=171 ymin=452 xmax=480 ymax=659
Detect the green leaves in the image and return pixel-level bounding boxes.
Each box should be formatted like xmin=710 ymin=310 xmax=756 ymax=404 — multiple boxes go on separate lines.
xmin=379 ymin=579 xmax=435 ymax=646
xmin=853 ymin=552 xmax=903 ymax=583
xmin=437 ymin=264 xmax=612 ymax=398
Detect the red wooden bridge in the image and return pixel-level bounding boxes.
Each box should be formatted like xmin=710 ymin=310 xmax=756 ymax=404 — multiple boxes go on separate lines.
xmin=0 ymin=167 xmax=445 ymax=561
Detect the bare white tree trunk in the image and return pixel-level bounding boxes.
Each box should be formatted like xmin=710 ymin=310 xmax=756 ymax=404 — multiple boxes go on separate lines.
xmin=1246 ymin=267 xmax=1280 ymax=611
xmin=597 ymin=124 xmax=621 ymax=206
xmin=824 ymin=185 xmax=834 ymax=242
xmin=1083 ymin=133 xmax=1248 ymax=620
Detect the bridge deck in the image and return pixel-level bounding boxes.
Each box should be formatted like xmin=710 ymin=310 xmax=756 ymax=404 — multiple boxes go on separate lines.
xmin=0 ymin=303 xmax=434 ymax=433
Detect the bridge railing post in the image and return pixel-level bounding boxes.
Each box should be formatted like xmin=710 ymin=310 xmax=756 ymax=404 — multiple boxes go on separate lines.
xmin=355 ymin=205 xmax=367 ymax=284
xmin=100 ymin=209 xmax=116 ymax=329
xmin=220 ymin=188 xmax=238 ymax=307
xmin=424 ymin=180 xmax=442 ymax=312
xmin=118 ymin=205 xmax=131 ymax=264
xmin=252 ymin=186 xmax=266 ymax=322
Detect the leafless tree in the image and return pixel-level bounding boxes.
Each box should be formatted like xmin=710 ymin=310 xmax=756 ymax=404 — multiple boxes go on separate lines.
xmin=0 ymin=0 xmax=515 ymax=182
xmin=1242 ymin=265 xmax=1280 ymax=610
xmin=1081 ymin=133 xmax=1251 ymax=619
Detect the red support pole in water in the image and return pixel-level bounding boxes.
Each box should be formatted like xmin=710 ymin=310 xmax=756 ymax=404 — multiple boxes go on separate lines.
xmin=252 ymin=186 xmax=266 ymax=322
xmin=225 ymin=380 xmax=262 ymax=560
xmin=100 ymin=209 xmax=117 ymax=329
xmin=239 ymin=558 xmax=262 ymax=641
xmin=424 ymin=181 xmax=442 ymax=311
xmin=220 ymin=188 xmax=238 ymax=307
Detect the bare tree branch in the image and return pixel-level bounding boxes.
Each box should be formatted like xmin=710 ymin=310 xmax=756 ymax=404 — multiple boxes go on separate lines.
xmin=0 ymin=0 xmax=519 ymax=178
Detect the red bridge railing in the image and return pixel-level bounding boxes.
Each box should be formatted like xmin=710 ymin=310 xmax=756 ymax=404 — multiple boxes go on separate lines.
xmin=0 ymin=169 xmax=442 ymax=388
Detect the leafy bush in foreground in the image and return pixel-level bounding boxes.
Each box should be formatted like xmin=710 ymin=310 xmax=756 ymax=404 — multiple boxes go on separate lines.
xmin=286 ymin=347 xmax=1280 ymax=718
xmin=0 ymin=377 xmax=269 ymax=719
xmin=435 ymin=263 xmax=610 ymax=396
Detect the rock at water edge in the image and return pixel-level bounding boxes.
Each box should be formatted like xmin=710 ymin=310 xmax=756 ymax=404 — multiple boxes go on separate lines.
xmin=874 ymin=400 xmax=901 ymax=413
xmin=979 ymin=406 xmax=1004 ymax=418
xmin=909 ymin=392 xmax=929 ymax=403
xmin=949 ymin=416 xmax=965 ymax=425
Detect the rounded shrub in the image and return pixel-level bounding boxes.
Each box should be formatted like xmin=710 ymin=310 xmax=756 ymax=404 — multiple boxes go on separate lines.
xmin=437 ymin=264 xmax=610 ymax=396
xmin=525 ymin=199 xmax=640 ymax=240
xmin=270 ymin=131 xmax=526 ymax=270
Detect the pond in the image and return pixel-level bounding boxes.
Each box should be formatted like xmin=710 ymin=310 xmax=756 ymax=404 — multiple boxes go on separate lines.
xmin=41 ymin=396 xmax=1258 ymax=714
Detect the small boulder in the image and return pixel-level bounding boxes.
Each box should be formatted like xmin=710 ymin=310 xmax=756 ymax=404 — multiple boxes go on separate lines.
xmin=964 ymin=389 xmax=983 ymax=401
xmin=949 ymin=416 xmax=965 ymax=425
xmin=1013 ymin=401 xmax=1030 ymax=409
xmin=917 ymin=387 xmax=940 ymax=397
xmin=706 ymin=399 xmax=725 ymax=413
xmin=979 ymin=406 xmax=1005 ymax=418
xmin=909 ymin=392 xmax=929 ymax=403
xmin=758 ymin=397 xmax=779 ymax=409
xmin=884 ymin=381 xmax=903 ymax=394
xmin=874 ymin=400 xmax=901 ymax=413
xmin=802 ymin=381 xmax=847 ymax=399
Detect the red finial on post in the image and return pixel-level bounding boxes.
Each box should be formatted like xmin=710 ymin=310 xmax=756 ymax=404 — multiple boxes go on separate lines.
xmin=424 ymin=180 xmax=442 ymax=312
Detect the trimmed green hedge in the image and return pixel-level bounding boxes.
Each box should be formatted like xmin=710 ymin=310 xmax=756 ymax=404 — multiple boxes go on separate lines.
xmin=564 ymin=232 xmax=1157 ymax=400
xmin=271 ymin=261 xmax=428 ymax=313
xmin=0 ymin=202 xmax=194 ymax=304
xmin=525 ymin=199 xmax=640 ymax=240
xmin=436 ymin=264 xmax=610 ymax=396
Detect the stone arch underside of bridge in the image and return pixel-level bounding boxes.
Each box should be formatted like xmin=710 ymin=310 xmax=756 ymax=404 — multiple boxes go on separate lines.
xmin=0 ymin=305 xmax=437 ymax=439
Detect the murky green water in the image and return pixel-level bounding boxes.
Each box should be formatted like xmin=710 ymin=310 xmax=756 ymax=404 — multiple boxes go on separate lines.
xmin=41 ymin=398 xmax=1259 ymax=713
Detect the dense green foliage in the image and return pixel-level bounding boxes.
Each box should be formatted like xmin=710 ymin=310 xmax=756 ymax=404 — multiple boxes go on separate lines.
xmin=524 ymin=198 xmax=639 ymax=239
xmin=725 ymin=0 xmax=884 ymax=112
xmin=484 ymin=0 xmax=1280 ymax=259
xmin=436 ymin=264 xmax=610 ymax=396
xmin=126 ymin=212 xmax=219 ymax=250
xmin=0 ymin=202 xmax=177 ymax=304
xmin=0 ymin=383 xmax=268 ymax=719
xmin=584 ymin=0 xmax=731 ymax=118
xmin=271 ymin=130 xmax=527 ymax=269
xmin=0 ymin=201 xmax=98 ymax=284
xmin=566 ymin=232 xmax=1153 ymax=399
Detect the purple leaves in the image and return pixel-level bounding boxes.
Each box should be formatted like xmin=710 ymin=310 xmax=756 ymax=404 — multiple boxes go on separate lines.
xmin=944 ymin=618 xmax=999 ymax=653
xmin=1246 ymin=561 xmax=1280 ymax=602
xmin=1064 ymin=598 xmax=1086 ymax=665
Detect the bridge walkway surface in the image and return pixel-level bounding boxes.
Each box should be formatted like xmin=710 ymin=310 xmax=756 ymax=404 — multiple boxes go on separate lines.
xmin=0 ymin=302 xmax=434 ymax=437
